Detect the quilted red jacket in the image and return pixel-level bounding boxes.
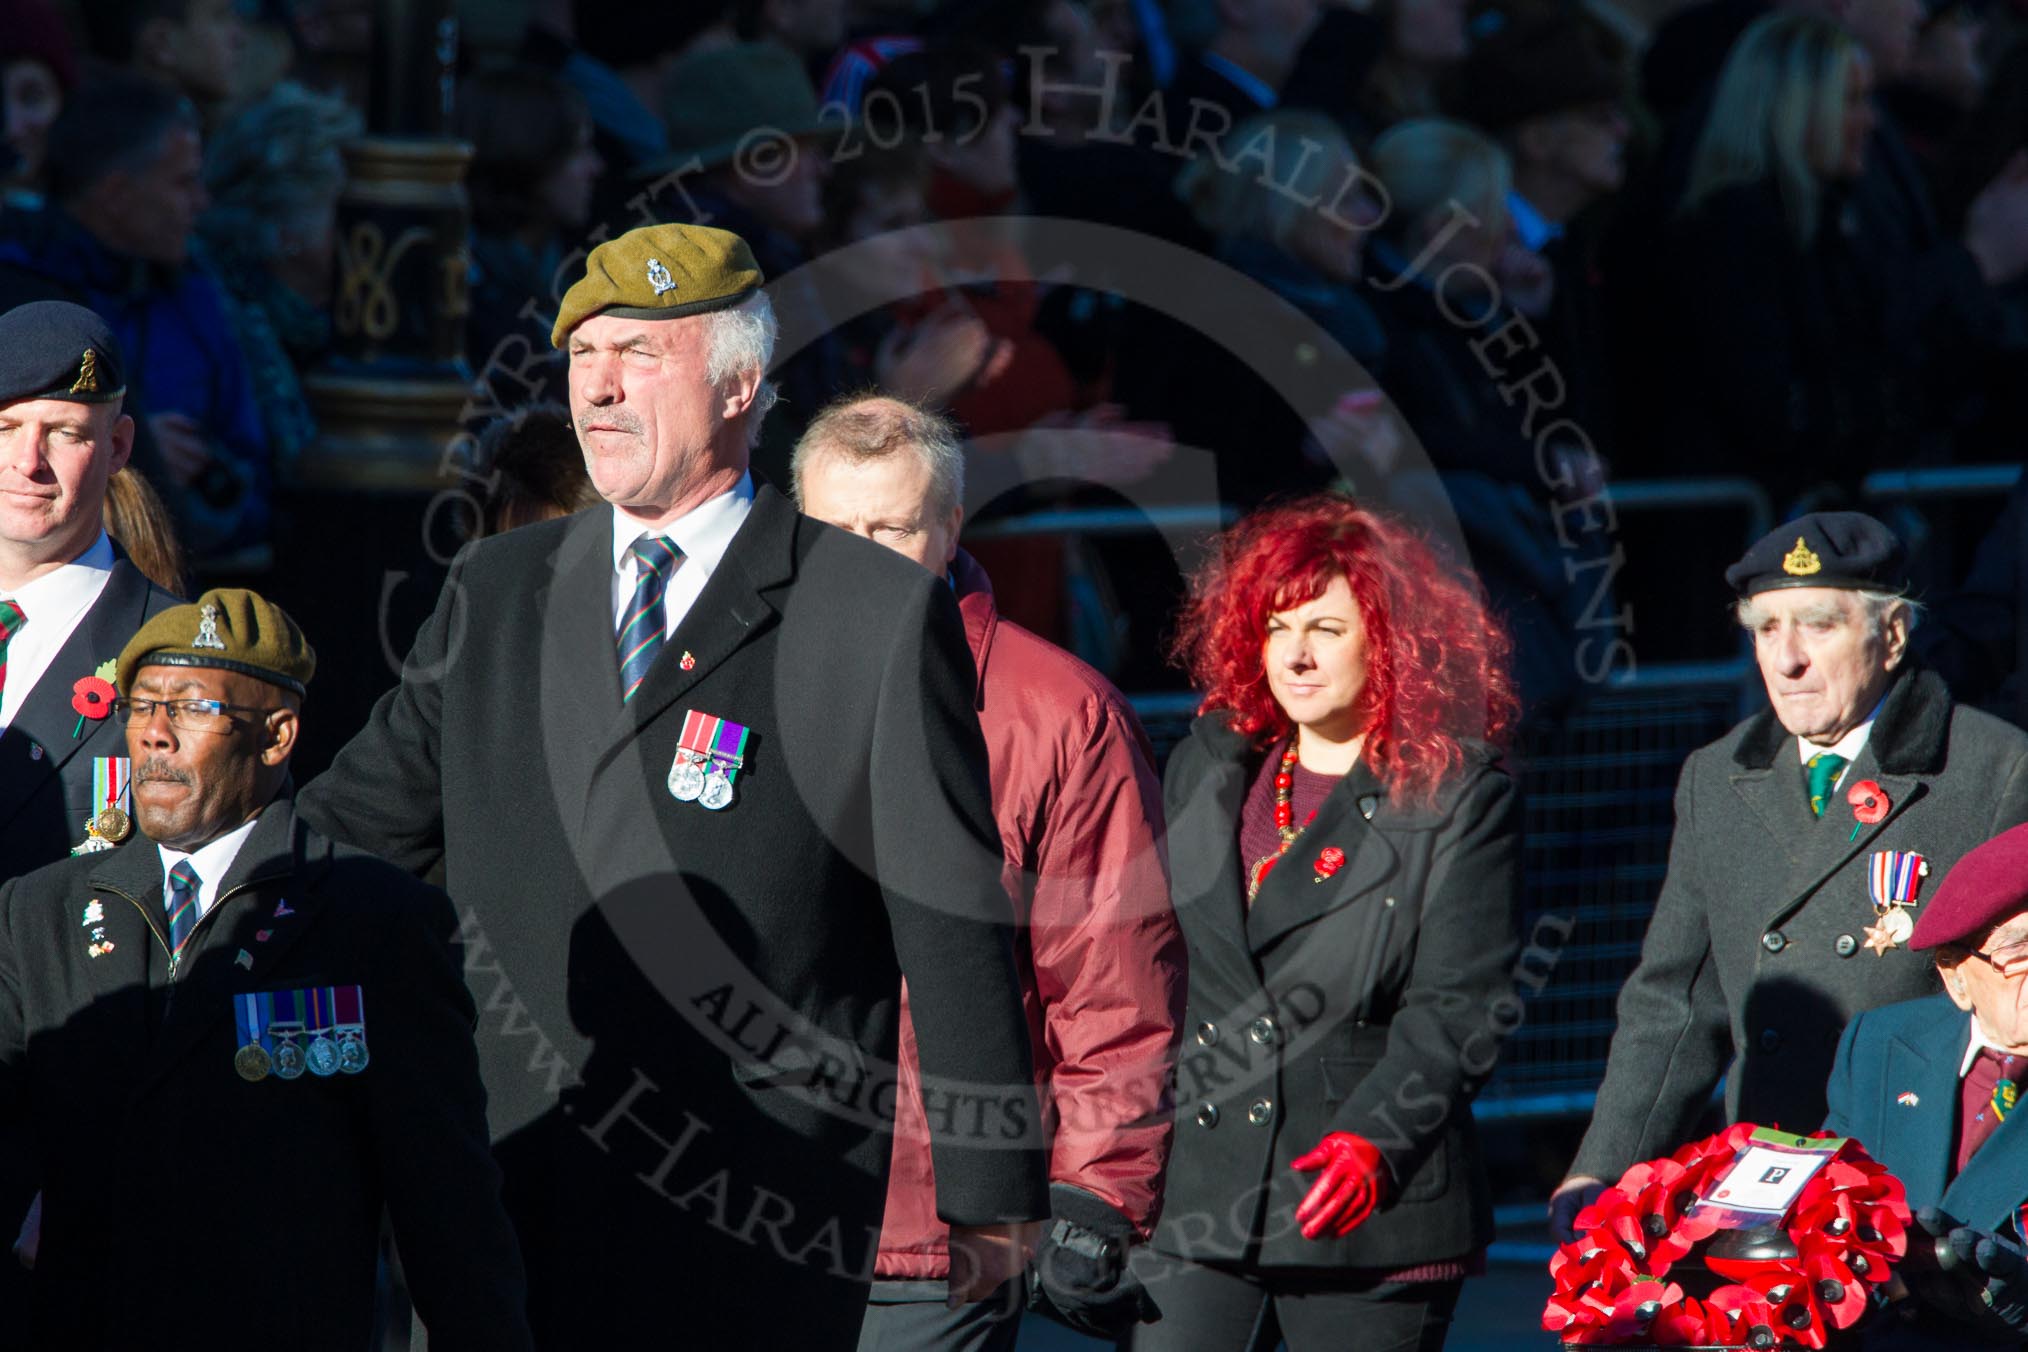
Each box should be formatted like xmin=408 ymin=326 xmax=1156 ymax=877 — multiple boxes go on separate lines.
xmin=874 ymin=550 xmax=1185 ymax=1280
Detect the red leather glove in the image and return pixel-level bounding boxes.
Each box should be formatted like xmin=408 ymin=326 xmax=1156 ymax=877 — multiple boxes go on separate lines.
xmin=1291 ymin=1132 xmax=1390 ymax=1240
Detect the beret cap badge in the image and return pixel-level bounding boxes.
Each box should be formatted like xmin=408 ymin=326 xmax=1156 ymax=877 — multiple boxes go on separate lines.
xmin=647 ymin=258 xmax=676 ymax=296
xmin=69 ymin=349 xmax=99 ymax=396
xmin=1783 ymin=537 xmax=1822 ymax=577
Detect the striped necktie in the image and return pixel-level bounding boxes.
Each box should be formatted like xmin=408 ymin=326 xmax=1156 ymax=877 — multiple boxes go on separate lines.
xmin=617 ymin=536 xmax=683 ymax=703
xmin=1805 ymin=752 xmax=1848 ymax=817
xmin=165 ymin=860 xmax=201 ymax=962
xmin=0 ymin=599 xmax=25 ymax=701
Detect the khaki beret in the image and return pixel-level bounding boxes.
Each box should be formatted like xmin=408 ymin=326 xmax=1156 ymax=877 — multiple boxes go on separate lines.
xmin=118 ymin=588 xmax=317 ymax=697
xmin=550 ymin=224 xmax=764 ymax=348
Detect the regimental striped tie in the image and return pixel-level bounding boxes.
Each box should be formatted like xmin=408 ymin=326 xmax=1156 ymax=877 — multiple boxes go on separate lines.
xmin=165 ymin=860 xmax=201 ymax=962
xmin=617 ymin=535 xmax=683 ymax=703
xmin=0 ymin=599 xmax=25 ymax=701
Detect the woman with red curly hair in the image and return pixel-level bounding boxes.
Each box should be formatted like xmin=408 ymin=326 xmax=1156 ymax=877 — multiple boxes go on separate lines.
xmin=1128 ymin=494 xmax=1522 ymax=1352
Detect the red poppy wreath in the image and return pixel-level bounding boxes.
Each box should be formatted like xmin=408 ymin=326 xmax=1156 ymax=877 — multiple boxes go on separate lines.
xmin=1544 ymin=1123 xmax=1910 ymax=1348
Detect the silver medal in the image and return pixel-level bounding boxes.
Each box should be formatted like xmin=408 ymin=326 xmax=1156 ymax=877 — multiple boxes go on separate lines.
xmin=338 ymin=1034 xmax=370 ymax=1075
xmin=1883 ymin=907 xmax=1915 ymax=943
xmin=668 ymin=752 xmax=707 ymax=802
xmin=306 ymin=1035 xmax=340 ymax=1077
xmin=271 ymin=1033 xmax=306 ymax=1080
xmin=699 ymin=767 xmax=734 ymax=810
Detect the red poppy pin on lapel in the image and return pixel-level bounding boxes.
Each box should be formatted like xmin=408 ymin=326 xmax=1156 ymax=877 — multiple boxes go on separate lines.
xmin=69 ymin=663 xmax=117 ymax=738
xmin=1847 ymin=780 xmax=1889 ymax=841
xmin=1313 ymin=846 xmax=1346 ymax=884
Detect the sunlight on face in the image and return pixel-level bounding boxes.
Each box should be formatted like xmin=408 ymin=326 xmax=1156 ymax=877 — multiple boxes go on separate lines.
xmin=1262 ymin=575 xmax=1372 ymax=743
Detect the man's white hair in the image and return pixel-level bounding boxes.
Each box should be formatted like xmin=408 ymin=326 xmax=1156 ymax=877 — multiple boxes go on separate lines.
xmin=704 ymin=291 xmax=779 ymax=442
xmin=1735 ymin=589 xmax=1924 ymax=636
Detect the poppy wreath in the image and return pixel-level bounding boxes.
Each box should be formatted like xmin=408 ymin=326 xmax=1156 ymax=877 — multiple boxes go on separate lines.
xmin=1543 ymin=1123 xmax=1911 ymax=1348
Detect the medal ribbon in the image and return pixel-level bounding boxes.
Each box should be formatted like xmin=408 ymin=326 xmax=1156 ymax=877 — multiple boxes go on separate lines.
xmin=235 ymin=993 xmax=266 ymax=1051
xmin=92 ymin=757 xmax=128 ymax=814
xmin=308 ymin=986 xmax=333 ymax=1035
xmin=678 ymin=710 xmax=717 ymax=759
xmin=1870 ymin=851 xmax=1927 ymax=908
xmin=335 ymin=984 xmax=364 ymax=1033
xmin=710 ymin=718 xmax=749 ymax=783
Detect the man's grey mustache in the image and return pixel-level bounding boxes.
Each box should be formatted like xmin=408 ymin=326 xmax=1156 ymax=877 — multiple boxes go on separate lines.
xmin=577 ymin=410 xmax=643 ymax=436
xmin=134 ymin=758 xmax=193 ymax=786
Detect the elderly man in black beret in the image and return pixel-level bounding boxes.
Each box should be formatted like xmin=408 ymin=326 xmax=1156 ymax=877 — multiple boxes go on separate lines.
xmin=1553 ymin=512 xmax=2028 ymax=1239
xmin=0 ymin=589 xmax=533 ymax=1350
xmin=298 ymin=222 xmax=1047 ymax=1350
xmin=1825 ymin=822 xmax=2028 ymax=1347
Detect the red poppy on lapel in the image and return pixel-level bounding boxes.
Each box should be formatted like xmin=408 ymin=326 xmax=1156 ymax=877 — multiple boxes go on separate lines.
xmin=1847 ymin=780 xmax=1889 ymax=825
xmin=70 ymin=675 xmax=115 ymax=721
xmin=1313 ymin=846 xmax=1346 ymax=884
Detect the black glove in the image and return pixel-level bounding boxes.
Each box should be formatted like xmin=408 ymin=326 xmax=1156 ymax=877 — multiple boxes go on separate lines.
xmin=1025 ymin=1184 xmax=1161 ymax=1339
xmin=1940 ymin=1221 xmax=2028 ymax=1333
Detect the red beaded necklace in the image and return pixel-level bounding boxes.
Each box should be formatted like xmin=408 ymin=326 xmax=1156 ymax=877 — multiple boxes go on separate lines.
xmin=1247 ymin=741 xmax=1317 ymax=902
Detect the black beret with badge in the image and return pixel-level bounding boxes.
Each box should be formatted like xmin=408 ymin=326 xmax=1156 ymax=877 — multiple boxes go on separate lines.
xmin=117 ymin=588 xmax=317 ymax=696
xmin=1725 ymin=511 xmax=1910 ymax=598
xmin=0 ymin=300 xmax=126 ymax=406
xmin=550 ymin=223 xmax=764 ymax=348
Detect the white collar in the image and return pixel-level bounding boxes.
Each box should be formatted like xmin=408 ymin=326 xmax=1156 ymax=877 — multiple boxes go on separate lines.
xmin=610 ymin=472 xmax=754 ymax=576
xmin=1796 ymin=693 xmax=1887 ymax=767
xmin=3 ymin=530 xmax=114 ymax=617
xmin=1962 ymin=1014 xmax=2028 ymax=1078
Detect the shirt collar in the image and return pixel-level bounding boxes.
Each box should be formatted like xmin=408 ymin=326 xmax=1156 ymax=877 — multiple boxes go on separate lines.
xmin=1961 ymin=1014 xmax=2028 ymax=1078
xmin=158 ymin=812 xmax=262 ymax=895
xmin=1198 ymin=52 xmax=1278 ymax=112
xmin=610 ymin=472 xmax=754 ymax=576
xmin=1508 ymin=191 xmax=1563 ymax=253
xmin=4 ymin=530 xmax=114 ymax=614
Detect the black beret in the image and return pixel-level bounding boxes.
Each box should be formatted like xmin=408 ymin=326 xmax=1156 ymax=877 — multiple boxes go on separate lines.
xmin=0 ymin=301 xmax=126 ymax=407
xmin=1725 ymin=511 xmax=1908 ymax=598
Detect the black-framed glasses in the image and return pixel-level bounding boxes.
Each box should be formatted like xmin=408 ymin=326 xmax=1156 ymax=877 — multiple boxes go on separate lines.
xmin=111 ymin=697 xmax=276 ymax=732
xmin=1964 ymin=939 xmax=2028 ymax=977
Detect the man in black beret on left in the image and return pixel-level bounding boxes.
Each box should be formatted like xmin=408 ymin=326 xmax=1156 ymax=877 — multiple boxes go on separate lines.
xmin=0 ymin=299 xmax=179 ymax=1310
xmin=1554 ymin=512 xmax=2028 ymax=1238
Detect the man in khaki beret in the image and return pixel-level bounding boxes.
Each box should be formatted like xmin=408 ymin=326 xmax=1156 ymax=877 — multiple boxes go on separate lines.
xmin=301 ymin=222 xmax=1047 ymax=1350
xmin=0 ymin=588 xmax=533 ymax=1349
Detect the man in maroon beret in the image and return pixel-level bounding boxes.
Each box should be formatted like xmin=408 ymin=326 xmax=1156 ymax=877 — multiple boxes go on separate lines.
xmin=1823 ymin=822 xmax=2028 ymax=1345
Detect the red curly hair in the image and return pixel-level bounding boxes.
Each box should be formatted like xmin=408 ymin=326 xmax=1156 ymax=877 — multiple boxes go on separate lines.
xmin=1172 ymin=494 xmax=1519 ymax=806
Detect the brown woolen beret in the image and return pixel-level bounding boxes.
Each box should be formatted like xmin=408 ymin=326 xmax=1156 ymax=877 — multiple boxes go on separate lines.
xmin=550 ymin=223 xmax=764 ymax=348
xmin=118 ymin=588 xmax=316 ymax=696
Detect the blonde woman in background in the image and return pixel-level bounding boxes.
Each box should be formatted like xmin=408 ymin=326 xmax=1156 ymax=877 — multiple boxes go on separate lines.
xmin=104 ymin=467 xmax=188 ymax=598
xmin=1654 ymin=14 xmax=1885 ymax=507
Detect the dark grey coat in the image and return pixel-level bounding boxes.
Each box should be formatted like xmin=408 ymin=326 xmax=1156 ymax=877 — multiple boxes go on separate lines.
xmin=1152 ymin=715 xmax=1521 ymax=1270
xmin=298 ymin=486 xmax=1046 ymax=1350
xmin=1574 ymin=665 xmax=2028 ymax=1183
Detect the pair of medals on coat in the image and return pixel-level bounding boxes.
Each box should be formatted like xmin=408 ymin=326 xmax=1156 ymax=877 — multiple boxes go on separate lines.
xmin=69 ymin=757 xmax=132 ymax=855
xmin=1860 ymin=849 xmax=1928 ymax=956
xmin=667 ymin=710 xmax=748 ymax=811
xmin=234 ymin=986 xmax=370 ymax=1083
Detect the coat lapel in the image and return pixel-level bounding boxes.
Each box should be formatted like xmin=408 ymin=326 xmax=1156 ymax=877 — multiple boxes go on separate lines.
xmin=131 ymin=804 xmax=327 ymax=1099
xmin=0 ymin=560 xmax=161 ymax=835
xmin=1942 ymin=1043 xmax=2028 ymax=1232
xmin=536 ymin=510 xmax=626 ymax=818
xmin=1884 ymin=1006 xmax=1965 ymax=1215
xmin=1165 ymin=740 xmax=1252 ymax=958
xmin=594 ymin=487 xmax=796 ymax=766
xmin=1245 ymin=770 xmax=1399 ymax=954
xmin=1763 ymin=771 xmax=1926 ymax=933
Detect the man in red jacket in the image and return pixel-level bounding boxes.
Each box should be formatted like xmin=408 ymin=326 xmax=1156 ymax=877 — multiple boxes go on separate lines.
xmin=794 ymin=394 xmax=1186 ymax=1350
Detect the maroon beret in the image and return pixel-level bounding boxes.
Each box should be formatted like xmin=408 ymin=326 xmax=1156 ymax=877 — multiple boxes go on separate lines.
xmin=1909 ymin=823 xmax=2028 ymax=951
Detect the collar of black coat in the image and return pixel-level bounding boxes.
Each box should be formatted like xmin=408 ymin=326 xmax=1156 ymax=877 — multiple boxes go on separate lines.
xmin=1732 ymin=662 xmax=1950 ymax=775
xmin=1185 ymin=709 xmax=1496 ymax=826
xmin=85 ymin=783 xmax=334 ymax=901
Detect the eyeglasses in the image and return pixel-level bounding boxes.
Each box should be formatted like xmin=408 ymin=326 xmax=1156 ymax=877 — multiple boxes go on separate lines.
xmin=1963 ymin=938 xmax=2028 ymax=978
xmin=111 ymin=697 xmax=276 ymax=732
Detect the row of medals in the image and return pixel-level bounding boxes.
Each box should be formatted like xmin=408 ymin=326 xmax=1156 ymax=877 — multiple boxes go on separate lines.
xmin=668 ymin=749 xmax=736 ymax=810
xmin=237 ymin=1027 xmax=369 ymax=1082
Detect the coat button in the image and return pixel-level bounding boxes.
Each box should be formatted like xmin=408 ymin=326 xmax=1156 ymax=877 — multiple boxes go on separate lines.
xmin=1248 ymin=1016 xmax=1279 ymax=1046
xmin=1762 ymin=931 xmax=1787 ymax=954
xmin=1195 ymin=1103 xmax=1219 ymax=1128
xmin=1759 ymin=1028 xmax=1781 ymax=1053
xmin=1835 ymin=934 xmax=1858 ymax=958
xmin=1195 ymin=1021 xmax=1218 ymax=1046
xmin=1248 ymin=1098 xmax=1273 ymax=1125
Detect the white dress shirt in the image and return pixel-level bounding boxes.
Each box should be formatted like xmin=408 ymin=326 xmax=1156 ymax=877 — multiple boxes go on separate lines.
xmin=1962 ymin=1015 xmax=2028 ymax=1078
xmin=0 ymin=531 xmax=115 ymax=729
xmin=157 ymin=814 xmax=261 ymax=922
xmin=610 ymin=472 xmax=754 ymax=639
xmin=1797 ymin=698 xmax=1884 ymax=792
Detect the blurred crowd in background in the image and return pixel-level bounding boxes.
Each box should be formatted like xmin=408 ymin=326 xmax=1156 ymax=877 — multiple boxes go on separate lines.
xmin=3 ymin=0 xmax=2027 ymax=745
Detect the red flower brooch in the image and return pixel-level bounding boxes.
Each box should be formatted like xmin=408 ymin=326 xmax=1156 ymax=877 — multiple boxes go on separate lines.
xmin=1545 ymin=1125 xmax=1910 ymax=1348
xmin=1847 ymin=780 xmax=1890 ymax=841
xmin=1313 ymin=846 xmax=1346 ymax=883
xmin=70 ymin=674 xmax=116 ymax=738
